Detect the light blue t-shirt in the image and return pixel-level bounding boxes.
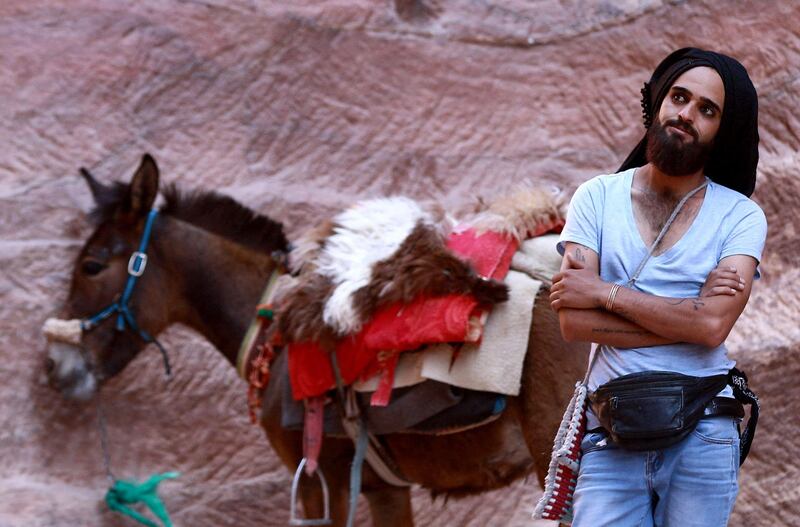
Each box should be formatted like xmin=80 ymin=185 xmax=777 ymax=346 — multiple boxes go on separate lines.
xmin=558 ymin=167 xmax=768 ymax=397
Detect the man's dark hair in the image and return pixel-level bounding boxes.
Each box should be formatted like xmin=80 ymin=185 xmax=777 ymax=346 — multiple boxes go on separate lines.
xmin=619 ymin=47 xmax=759 ymax=197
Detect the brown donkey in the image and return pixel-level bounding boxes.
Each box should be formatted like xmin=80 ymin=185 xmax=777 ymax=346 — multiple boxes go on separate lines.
xmin=45 ymin=154 xmax=588 ymax=526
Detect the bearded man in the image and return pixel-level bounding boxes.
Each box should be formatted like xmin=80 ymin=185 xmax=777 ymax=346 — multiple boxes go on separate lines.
xmin=550 ymin=48 xmax=767 ymax=526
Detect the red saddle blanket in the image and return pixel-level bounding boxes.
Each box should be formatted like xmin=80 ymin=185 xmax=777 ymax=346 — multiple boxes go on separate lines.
xmin=287 ymin=227 xmax=521 ymax=401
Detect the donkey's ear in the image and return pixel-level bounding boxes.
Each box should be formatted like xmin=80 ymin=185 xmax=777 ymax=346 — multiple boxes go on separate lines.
xmin=127 ymin=154 xmax=159 ymax=215
xmin=80 ymin=167 xmax=112 ymax=205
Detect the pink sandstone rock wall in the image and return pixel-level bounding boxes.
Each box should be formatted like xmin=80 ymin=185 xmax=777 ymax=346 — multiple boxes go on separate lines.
xmin=0 ymin=1 xmax=797 ymax=525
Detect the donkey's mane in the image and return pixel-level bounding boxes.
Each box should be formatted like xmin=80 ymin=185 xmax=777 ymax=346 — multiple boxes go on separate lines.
xmin=89 ymin=180 xmax=289 ymax=254
xmin=160 ymin=184 xmax=289 ymax=254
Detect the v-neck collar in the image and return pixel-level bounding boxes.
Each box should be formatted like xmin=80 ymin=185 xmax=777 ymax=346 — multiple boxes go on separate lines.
xmin=625 ymin=168 xmax=711 ymax=260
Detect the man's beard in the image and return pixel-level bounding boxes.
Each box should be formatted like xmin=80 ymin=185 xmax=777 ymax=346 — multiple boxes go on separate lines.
xmin=645 ymin=118 xmax=714 ymax=176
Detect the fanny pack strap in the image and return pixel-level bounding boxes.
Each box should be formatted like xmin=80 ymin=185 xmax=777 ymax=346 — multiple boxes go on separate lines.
xmin=728 ymin=367 xmax=759 ymax=465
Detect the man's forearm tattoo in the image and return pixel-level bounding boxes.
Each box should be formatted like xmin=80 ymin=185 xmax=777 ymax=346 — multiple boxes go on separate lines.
xmin=667 ymin=298 xmax=705 ymax=311
xmin=592 ymin=328 xmax=647 ymax=335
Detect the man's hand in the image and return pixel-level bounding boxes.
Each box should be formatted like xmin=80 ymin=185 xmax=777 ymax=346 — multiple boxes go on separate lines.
xmin=552 ymin=242 xmax=758 ymax=348
xmin=701 ymin=265 xmax=746 ymax=297
xmin=552 ymin=253 xmax=746 ymax=313
xmin=550 ymin=252 xmax=611 ymax=311
xmin=606 ymin=254 xmax=758 ymax=347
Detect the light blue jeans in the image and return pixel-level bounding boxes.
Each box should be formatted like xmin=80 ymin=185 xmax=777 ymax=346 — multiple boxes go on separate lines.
xmin=572 ymin=416 xmax=740 ymax=527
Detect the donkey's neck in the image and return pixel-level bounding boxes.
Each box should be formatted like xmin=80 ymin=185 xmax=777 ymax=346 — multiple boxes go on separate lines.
xmin=156 ymin=217 xmax=277 ymax=366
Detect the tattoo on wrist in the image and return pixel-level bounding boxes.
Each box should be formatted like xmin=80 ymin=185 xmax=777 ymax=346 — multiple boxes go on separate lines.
xmin=667 ymin=298 xmax=705 ymax=311
xmin=592 ymin=328 xmax=646 ymax=335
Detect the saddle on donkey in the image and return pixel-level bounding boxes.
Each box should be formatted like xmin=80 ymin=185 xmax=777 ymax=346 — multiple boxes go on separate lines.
xmin=236 ymin=187 xmax=565 ymax=525
xmin=278 ymin=190 xmax=564 ymax=406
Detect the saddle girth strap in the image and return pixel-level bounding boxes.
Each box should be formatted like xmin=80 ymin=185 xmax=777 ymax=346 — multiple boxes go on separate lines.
xmin=328 ymin=353 xmax=411 ymax=487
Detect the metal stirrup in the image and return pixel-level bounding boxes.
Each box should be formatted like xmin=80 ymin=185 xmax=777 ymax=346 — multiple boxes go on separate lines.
xmin=289 ymin=458 xmax=332 ymax=526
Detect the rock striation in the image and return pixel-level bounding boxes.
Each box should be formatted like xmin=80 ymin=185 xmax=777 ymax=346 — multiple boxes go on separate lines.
xmin=1 ymin=1 xmax=797 ymax=525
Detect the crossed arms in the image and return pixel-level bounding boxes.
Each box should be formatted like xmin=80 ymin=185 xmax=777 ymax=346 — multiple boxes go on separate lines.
xmin=550 ymin=242 xmax=758 ymax=348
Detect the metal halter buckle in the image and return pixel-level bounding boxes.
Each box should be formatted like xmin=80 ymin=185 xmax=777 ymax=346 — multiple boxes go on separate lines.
xmin=289 ymin=458 xmax=331 ymax=526
xmin=127 ymin=251 xmax=148 ymax=277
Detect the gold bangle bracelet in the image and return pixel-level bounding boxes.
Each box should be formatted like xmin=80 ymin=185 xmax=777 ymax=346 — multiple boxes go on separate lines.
xmin=606 ymin=283 xmax=621 ymax=311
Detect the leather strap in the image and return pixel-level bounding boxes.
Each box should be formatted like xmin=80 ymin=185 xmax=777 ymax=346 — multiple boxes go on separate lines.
xmin=728 ymin=367 xmax=759 ymax=465
xmin=329 ymin=352 xmax=411 ymax=488
xmin=302 ymin=396 xmax=325 ymax=476
xmin=703 ymin=397 xmax=745 ymax=419
xmin=589 ymin=397 xmax=745 ymax=435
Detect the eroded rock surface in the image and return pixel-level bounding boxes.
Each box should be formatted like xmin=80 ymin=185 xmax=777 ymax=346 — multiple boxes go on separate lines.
xmin=1 ymin=1 xmax=797 ymax=525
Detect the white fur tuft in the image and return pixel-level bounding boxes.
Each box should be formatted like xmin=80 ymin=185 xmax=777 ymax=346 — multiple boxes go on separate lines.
xmin=317 ymin=197 xmax=435 ymax=334
xmin=465 ymin=186 xmax=563 ymax=241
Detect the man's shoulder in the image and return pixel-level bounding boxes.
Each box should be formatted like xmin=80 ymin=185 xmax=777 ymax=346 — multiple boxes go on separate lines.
xmin=588 ymin=168 xmax=633 ymax=185
xmin=708 ymin=181 xmax=766 ymax=219
xmin=575 ymin=168 xmax=633 ymax=196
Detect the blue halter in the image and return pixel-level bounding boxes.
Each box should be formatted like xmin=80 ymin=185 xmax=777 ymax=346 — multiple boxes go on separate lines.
xmin=81 ymin=209 xmax=171 ymax=376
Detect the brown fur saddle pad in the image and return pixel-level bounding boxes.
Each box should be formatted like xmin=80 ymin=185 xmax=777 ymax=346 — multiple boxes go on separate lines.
xmin=276 ymin=190 xmax=565 ymax=402
xmin=277 ymin=189 xmax=564 ymax=346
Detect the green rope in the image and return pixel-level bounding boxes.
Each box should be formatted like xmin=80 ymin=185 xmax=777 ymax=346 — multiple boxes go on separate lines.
xmin=257 ymin=308 xmax=274 ymax=320
xmin=105 ymin=472 xmax=180 ymax=527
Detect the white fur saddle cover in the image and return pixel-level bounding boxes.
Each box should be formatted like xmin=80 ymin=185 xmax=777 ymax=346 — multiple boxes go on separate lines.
xmin=277 ymin=190 xmax=563 ymax=348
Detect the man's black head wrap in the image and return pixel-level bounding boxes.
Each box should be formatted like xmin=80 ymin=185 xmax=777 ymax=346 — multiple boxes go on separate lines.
xmin=618 ymin=47 xmax=759 ymax=197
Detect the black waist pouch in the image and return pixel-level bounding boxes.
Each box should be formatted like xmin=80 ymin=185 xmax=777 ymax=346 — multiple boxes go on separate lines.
xmin=589 ymin=371 xmax=728 ymax=451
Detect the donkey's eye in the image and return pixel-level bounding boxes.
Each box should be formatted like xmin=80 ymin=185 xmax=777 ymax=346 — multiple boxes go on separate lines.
xmin=81 ymin=260 xmax=107 ymax=276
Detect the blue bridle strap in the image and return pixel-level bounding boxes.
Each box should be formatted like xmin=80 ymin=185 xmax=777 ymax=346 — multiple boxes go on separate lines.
xmin=81 ymin=209 xmax=172 ymax=377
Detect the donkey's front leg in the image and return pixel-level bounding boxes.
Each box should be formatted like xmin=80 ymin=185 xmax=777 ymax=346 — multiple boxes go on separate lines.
xmin=308 ymin=445 xmax=414 ymax=527
xmin=362 ymin=485 xmax=414 ymax=527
